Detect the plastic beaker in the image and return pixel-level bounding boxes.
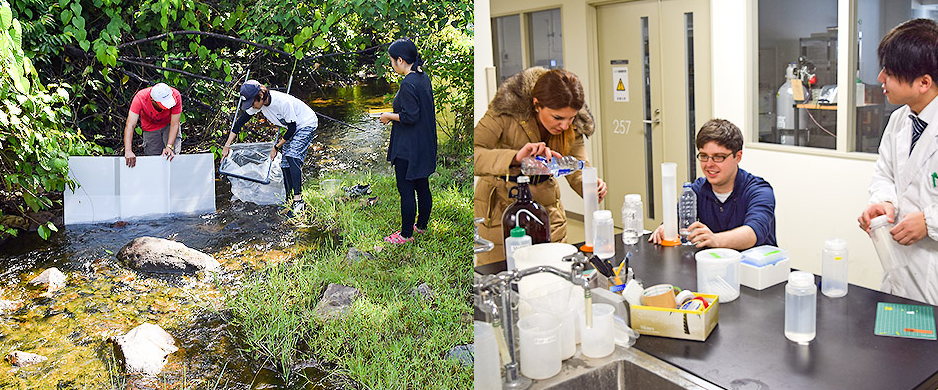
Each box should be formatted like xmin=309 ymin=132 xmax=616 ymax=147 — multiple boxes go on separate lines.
xmin=869 ymin=215 xmax=904 ymax=273
xmin=578 ymin=303 xmax=615 ymax=358
xmin=593 ymin=210 xmax=615 ymax=259
xmin=520 ymin=280 xmax=577 ymax=360
xmin=518 ymin=313 xmax=562 ymax=380
xmin=473 ymin=321 xmax=501 ymax=390
xmin=695 ymin=248 xmax=741 ymax=302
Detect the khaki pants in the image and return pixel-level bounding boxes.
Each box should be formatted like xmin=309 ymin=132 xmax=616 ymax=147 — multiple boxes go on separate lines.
xmin=142 ymin=124 xmax=182 ymax=156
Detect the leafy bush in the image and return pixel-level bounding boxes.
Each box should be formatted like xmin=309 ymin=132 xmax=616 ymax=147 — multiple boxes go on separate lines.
xmin=0 ymin=0 xmax=106 ymax=239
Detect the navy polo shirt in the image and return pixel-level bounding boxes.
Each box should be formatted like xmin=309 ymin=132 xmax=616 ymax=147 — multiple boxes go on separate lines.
xmin=690 ymin=168 xmax=777 ymax=247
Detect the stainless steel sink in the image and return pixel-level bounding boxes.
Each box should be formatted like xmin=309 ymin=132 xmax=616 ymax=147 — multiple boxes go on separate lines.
xmin=529 ymin=347 xmax=723 ymax=390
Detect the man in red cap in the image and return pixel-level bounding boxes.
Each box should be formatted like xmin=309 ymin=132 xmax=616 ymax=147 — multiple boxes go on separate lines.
xmin=122 ymin=82 xmax=183 ymax=167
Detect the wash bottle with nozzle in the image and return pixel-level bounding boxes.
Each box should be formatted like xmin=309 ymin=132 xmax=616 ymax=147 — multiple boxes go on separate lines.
xmin=504 ymin=210 xmax=536 ymax=271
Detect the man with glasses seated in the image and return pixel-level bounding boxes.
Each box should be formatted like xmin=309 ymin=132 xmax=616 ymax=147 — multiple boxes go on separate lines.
xmin=650 ymin=119 xmax=777 ymax=249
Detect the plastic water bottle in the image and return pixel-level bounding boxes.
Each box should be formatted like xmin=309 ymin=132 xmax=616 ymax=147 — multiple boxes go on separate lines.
xmin=621 ymin=194 xmax=643 ymax=245
xmin=521 ymin=155 xmax=586 ymax=177
xmin=504 ymin=225 xmax=532 ymax=271
xmin=592 ymin=210 xmax=615 ymax=259
xmin=821 ymin=238 xmax=848 ymax=298
xmin=785 ymin=271 xmax=817 ymax=344
xmin=678 ymin=183 xmax=697 ymax=245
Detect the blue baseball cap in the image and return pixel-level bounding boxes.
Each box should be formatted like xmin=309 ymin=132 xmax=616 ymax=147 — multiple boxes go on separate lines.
xmin=240 ymin=80 xmax=262 ymax=110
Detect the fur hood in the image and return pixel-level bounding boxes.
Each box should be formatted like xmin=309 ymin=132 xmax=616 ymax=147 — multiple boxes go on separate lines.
xmin=487 ymin=67 xmax=595 ymax=137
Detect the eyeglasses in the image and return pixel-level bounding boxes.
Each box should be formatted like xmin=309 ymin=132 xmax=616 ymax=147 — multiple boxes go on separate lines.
xmin=696 ymin=152 xmax=735 ymax=162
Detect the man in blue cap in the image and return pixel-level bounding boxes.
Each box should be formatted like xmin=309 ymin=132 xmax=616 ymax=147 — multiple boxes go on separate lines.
xmin=221 ymin=80 xmax=319 ymax=216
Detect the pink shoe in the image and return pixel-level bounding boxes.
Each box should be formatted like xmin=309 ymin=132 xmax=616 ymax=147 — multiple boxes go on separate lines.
xmin=384 ymin=231 xmax=414 ymax=244
xmin=413 ymin=224 xmax=427 ymax=234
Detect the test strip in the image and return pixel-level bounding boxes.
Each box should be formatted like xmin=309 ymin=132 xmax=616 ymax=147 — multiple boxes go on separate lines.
xmin=904 ymin=328 xmax=934 ymax=334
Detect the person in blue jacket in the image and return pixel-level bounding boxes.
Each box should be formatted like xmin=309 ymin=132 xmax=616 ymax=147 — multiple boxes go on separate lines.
xmin=379 ymin=39 xmax=437 ymax=244
xmin=650 ymin=119 xmax=777 ymax=249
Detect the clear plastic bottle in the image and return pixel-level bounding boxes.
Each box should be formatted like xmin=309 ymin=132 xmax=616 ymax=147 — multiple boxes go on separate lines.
xmin=621 ymin=194 xmax=643 ymax=245
xmin=521 ymin=155 xmax=586 ymax=177
xmin=821 ymin=238 xmax=848 ymax=298
xmin=504 ymin=225 xmax=532 ymax=271
xmin=592 ymin=210 xmax=615 ymax=259
xmin=785 ymin=271 xmax=817 ymax=344
xmin=678 ymin=183 xmax=697 ymax=245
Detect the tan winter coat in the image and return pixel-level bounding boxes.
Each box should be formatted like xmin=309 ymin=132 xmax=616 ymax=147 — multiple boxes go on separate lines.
xmin=474 ymin=67 xmax=595 ymax=265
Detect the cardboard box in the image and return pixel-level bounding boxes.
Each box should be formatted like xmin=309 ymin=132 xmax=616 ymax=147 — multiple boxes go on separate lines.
xmin=628 ymin=293 xmax=719 ymax=341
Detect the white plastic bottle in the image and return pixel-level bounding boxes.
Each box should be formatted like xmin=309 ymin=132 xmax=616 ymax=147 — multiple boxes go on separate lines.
xmin=785 ymin=271 xmax=817 ymax=344
xmin=821 ymin=238 xmax=848 ymax=298
xmin=678 ymin=183 xmax=697 ymax=245
xmin=504 ymin=226 xmax=532 ymax=271
xmin=593 ymin=210 xmax=615 ymax=259
xmin=869 ymin=215 xmax=904 ymax=273
xmin=621 ymin=194 xmax=643 ymax=245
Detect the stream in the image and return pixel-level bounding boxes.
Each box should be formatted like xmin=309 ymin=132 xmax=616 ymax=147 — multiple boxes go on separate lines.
xmin=0 ymin=81 xmax=395 ymax=389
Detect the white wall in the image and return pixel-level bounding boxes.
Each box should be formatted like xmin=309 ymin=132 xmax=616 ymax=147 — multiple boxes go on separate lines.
xmin=475 ymin=0 xmax=494 ymax=124
xmin=713 ymin=0 xmax=884 ymax=290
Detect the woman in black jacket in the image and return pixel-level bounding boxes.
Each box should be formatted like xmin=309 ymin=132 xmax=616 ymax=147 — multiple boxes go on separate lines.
xmin=379 ymin=39 xmax=437 ymax=244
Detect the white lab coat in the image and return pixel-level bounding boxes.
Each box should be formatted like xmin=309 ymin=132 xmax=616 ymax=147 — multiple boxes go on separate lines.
xmin=869 ymin=96 xmax=938 ymax=305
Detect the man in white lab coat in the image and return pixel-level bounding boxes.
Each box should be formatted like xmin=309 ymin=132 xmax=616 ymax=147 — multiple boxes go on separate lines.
xmin=859 ymin=18 xmax=938 ymax=305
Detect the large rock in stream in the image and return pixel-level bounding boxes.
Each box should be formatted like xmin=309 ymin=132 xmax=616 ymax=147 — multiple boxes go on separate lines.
xmin=116 ymin=237 xmax=219 ymax=273
xmin=111 ymin=323 xmax=178 ymax=375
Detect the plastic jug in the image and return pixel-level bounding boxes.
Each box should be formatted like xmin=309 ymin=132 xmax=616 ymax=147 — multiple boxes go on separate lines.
xmin=695 ymin=248 xmax=741 ymax=302
xmin=501 ymin=176 xmax=550 ymax=247
xmin=821 ymin=238 xmax=848 ymax=298
xmin=593 ymin=210 xmax=615 ymax=259
xmin=785 ymin=271 xmax=817 ymax=344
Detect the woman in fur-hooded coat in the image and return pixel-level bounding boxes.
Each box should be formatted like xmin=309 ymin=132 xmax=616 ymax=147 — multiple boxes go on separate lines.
xmin=474 ymin=67 xmax=605 ymax=265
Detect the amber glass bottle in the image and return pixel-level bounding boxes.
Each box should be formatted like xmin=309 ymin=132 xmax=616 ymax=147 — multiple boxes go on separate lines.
xmin=501 ymin=176 xmax=551 ymax=245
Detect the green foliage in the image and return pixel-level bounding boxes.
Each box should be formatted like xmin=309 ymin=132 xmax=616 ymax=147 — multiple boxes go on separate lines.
xmin=0 ymin=0 xmax=105 ymax=239
xmin=228 ymin=158 xmax=473 ymax=388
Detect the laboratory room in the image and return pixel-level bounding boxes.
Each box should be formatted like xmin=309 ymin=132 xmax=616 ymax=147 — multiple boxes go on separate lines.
xmin=473 ymin=0 xmax=938 ymax=389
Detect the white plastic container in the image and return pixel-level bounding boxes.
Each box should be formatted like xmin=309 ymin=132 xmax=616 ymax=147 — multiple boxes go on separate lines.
xmin=518 ymin=313 xmax=562 ymax=379
xmin=579 ymin=303 xmax=616 ymax=358
xmin=695 ymin=248 xmax=741 ymax=302
xmin=740 ymin=245 xmax=790 ymax=290
xmin=520 ymin=280 xmax=578 ymax=360
xmin=582 ymin=167 xmax=598 ymax=249
xmin=661 ymin=163 xmax=680 ymax=244
xmin=504 ymin=226 xmax=532 ymax=271
xmin=473 ymin=321 xmax=501 ymax=390
xmin=513 ymin=243 xmax=583 ymax=318
xmin=785 ymin=271 xmax=817 ymax=344
xmin=869 ymin=215 xmax=904 ymax=273
xmin=621 ymin=194 xmax=643 ymax=245
xmin=821 ymin=238 xmax=848 ymax=298
xmin=593 ymin=210 xmax=615 ymax=259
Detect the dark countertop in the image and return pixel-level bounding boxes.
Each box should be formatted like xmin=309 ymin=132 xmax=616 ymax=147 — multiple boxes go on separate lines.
xmin=475 ymin=235 xmax=938 ymax=390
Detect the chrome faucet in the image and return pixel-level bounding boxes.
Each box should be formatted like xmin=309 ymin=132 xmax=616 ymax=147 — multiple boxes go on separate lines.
xmin=474 ymin=217 xmax=495 ymax=255
xmin=473 ymin=252 xmax=592 ymax=389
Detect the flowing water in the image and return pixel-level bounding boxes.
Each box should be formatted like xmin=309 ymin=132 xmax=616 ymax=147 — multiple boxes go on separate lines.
xmin=0 ymin=81 xmax=396 ymax=389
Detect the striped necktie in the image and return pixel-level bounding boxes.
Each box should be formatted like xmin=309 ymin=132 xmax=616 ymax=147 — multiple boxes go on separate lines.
xmin=910 ymin=114 xmax=927 ymax=155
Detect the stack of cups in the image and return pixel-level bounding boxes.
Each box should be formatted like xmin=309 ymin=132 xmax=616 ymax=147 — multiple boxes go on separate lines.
xmin=473 ymin=321 xmax=501 ymax=389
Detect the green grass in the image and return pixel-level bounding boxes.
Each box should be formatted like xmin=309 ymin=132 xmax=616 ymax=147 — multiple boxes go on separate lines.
xmin=226 ymin=158 xmax=473 ymax=389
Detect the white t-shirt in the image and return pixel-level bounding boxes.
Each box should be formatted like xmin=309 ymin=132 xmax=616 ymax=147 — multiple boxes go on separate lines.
xmin=246 ymin=90 xmax=318 ymax=130
xmin=714 ymin=190 xmax=732 ymax=203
